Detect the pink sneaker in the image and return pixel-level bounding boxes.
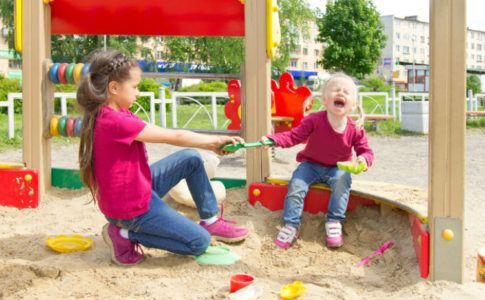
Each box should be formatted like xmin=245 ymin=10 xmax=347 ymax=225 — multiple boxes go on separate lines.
xmin=102 ymin=223 xmax=145 ymax=266
xmin=199 ymin=207 xmax=249 ymax=243
xmin=325 ymin=221 xmax=343 ymax=248
xmin=274 ymin=224 xmax=298 ymax=249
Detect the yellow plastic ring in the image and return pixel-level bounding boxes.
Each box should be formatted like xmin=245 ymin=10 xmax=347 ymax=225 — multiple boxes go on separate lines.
xmin=73 ymin=63 xmax=84 ymax=85
xmin=50 ymin=116 xmax=60 ymax=136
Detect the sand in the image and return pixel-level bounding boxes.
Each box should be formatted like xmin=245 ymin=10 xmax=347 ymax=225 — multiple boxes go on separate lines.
xmin=1 ymin=131 xmax=485 ymax=299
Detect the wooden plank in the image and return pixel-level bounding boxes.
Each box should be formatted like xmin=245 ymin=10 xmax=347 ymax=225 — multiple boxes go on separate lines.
xmin=428 ymin=0 xmax=466 ymax=282
xmin=22 ymin=1 xmax=51 ymax=197
xmin=244 ymin=0 xmax=271 ymax=185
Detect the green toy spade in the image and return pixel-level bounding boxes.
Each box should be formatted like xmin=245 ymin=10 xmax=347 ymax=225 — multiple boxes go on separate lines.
xmin=222 ymin=139 xmax=275 ymax=152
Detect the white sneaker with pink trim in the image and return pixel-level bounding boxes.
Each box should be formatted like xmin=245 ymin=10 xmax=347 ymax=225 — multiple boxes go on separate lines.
xmin=325 ymin=221 xmax=343 ymax=248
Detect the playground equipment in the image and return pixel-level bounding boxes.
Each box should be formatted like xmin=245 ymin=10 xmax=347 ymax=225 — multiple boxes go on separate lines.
xmin=0 ymin=163 xmax=38 ymax=209
xmin=16 ymin=0 xmax=467 ymax=283
xmin=48 ymin=63 xmax=89 ymax=85
xmin=224 ymin=71 xmax=313 ymax=133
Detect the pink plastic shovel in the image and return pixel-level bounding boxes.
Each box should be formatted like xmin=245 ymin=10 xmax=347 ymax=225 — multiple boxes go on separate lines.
xmin=357 ymin=240 xmax=395 ymax=267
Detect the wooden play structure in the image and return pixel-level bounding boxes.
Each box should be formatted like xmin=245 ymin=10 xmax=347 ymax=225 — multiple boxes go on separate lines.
xmin=16 ymin=0 xmax=466 ymax=282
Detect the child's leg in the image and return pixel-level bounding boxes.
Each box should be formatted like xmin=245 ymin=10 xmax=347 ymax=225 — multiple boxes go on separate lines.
xmin=116 ymin=192 xmax=212 ymax=256
xmin=324 ymin=167 xmax=352 ymax=222
xmin=283 ymin=162 xmax=320 ymax=228
xmin=150 ymin=149 xmax=219 ymax=219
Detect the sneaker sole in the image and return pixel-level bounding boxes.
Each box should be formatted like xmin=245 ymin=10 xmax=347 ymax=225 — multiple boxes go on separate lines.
xmin=326 ymin=240 xmax=343 ymax=248
xmin=213 ymin=232 xmax=249 ymax=243
xmin=274 ymin=239 xmax=292 ymax=249
xmin=102 ymin=224 xmax=145 ymax=267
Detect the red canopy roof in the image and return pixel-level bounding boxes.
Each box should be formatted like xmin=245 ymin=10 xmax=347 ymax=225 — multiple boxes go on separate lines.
xmin=51 ymin=0 xmax=245 ymax=36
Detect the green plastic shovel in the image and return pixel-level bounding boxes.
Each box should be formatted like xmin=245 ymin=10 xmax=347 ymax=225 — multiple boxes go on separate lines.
xmin=222 ymin=139 xmax=275 ymax=152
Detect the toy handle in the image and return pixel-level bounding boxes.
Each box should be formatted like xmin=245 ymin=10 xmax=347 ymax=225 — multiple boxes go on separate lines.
xmin=221 ymin=140 xmax=275 ymax=152
xmin=243 ymin=140 xmax=275 ymax=148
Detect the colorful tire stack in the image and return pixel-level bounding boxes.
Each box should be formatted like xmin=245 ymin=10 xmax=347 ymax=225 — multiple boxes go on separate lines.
xmin=50 ymin=116 xmax=83 ymax=137
xmin=49 ymin=63 xmax=90 ymax=85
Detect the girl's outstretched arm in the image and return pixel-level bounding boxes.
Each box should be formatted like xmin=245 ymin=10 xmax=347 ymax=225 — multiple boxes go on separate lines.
xmin=135 ymin=124 xmax=244 ymax=155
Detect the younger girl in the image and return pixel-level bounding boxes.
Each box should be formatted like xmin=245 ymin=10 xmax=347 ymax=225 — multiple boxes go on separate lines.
xmin=262 ymin=73 xmax=374 ymax=249
xmin=77 ymin=49 xmax=249 ymax=266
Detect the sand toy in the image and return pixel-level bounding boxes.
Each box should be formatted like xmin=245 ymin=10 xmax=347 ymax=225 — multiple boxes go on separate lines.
xmin=46 ymin=235 xmax=93 ymax=253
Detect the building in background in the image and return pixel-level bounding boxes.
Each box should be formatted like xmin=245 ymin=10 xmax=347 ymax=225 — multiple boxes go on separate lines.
xmin=378 ymin=15 xmax=485 ymax=92
xmin=287 ymin=21 xmax=329 ymax=90
xmin=0 ymin=26 xmax=22 ymax=81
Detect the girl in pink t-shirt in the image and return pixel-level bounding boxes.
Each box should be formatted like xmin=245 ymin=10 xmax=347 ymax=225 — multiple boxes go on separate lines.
xmin=77 ymin=49 xmax=249 ymax=266
xmin=262 ymin=73 xmax=374 ymax=250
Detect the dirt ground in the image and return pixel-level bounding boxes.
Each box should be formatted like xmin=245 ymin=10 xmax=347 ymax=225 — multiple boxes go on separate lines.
xmin=0 ymin=131 xmax=484 ymax=299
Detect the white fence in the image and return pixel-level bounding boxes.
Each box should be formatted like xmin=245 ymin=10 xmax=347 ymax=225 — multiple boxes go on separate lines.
xmin=2 ymin=92 xmax=155 ymax=139
xmin=3 ymin=89 xmax=485 ymax=139
xmin=157 ymin=88 xmax=229 ymax=129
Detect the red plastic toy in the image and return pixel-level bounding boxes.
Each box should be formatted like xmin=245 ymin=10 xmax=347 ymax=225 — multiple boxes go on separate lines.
xmin=0 ymin=168 xmax=39 ymax=209
xmin=271 ymin=72 xmax=313 ymax=129
xmin=224 ymin=72 xmax=313 ymax=132
xmin=225 ymin=80 xmax=242 ymax=130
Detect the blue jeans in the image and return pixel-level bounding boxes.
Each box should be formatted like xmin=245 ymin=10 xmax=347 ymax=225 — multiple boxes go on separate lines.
xmin=283 ymin=161 xmax=352 ymax=228
xmin=106 ymin=149 xmax=219 ymax=256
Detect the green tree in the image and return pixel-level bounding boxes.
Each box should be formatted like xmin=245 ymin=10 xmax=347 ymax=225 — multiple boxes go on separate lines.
xmin=160 ymin=0 xmax=314 ymax=75
xmin=316 ymin=0 xmax=386 ymax=79
xmin=0 ymin=0 xmax=15 ymax=51
xmin=467 ymin=74 xmax=481 ymax=94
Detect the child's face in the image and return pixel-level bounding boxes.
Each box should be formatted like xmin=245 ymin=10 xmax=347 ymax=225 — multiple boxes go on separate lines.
xmin=110 ymin=67 xmax=141 ymax=110
xmin=322 ymin=77 xmax=356 ymax=117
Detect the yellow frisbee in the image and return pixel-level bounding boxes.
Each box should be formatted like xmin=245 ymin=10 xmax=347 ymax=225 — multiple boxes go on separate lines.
xmin=46 ymin=235 xmax=93 ymax=253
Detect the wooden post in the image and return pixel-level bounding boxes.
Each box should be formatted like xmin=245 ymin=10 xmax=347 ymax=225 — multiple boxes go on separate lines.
xmin=244 ymin=0 xmax=271 ymax=184
xmin=428 ymin=0 xmax=466 ymax=282
xmin=22 ymin=1 xmax=52 ymax=196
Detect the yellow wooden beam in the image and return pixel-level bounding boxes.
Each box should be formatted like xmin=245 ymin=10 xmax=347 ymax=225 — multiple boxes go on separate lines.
xmin=244 ymin=0 xmax=271 ymax=185
xmin=22 ymin=1 xmax=52 ymax=197
xmin=428 ymin=0 xmax=466 ymax=282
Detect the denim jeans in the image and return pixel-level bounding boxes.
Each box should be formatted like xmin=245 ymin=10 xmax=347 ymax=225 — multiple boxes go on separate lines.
xmin=107 ymin=149 xmax=219 ymax=256
xmin=283 ymin=161 xmax=352 ymax=228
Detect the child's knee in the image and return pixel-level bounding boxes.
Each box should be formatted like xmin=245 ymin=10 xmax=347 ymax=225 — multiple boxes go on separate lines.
xmin=189 ymin=231 xmax=211 ymax=256
xmin=179 ymin=149 xmax=204 ymax=167
xmin=332 ymin=171 xmax=352 ymax=188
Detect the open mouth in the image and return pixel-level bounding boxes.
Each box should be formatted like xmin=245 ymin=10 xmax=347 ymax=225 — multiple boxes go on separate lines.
xmin=334 ymin=99 xmax=345 ymax=108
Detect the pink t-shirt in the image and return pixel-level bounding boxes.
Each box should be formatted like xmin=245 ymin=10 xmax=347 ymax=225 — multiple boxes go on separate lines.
xmin=93 ymin=105 xmax=151 ymax=219
xmin=268 ymin=111 xmax=374 ymax=167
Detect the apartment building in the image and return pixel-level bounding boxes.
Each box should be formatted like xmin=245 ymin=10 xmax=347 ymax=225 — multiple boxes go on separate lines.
xmin=378 ymin=15 xmax=485 ymax=92
xmin=0 ymin=28 xmax=22 ymax=80
xmin=287 ymin=21 xmax=328 ymax=90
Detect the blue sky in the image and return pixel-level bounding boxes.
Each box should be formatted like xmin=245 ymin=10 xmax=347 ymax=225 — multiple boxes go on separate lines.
xmin=308 ymin=0 xmax=485 ymax=31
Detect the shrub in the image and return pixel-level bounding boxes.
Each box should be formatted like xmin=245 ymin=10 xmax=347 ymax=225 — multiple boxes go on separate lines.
xmin=361 ymin=75 xmax=389 ymax=92
xmin=131 ymin=78 xmax=171 ymax=115
xmin=178 ymin=81 xmax=227 ymax=92
xmin=0 ymin=75 xmax=22 ymax=113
